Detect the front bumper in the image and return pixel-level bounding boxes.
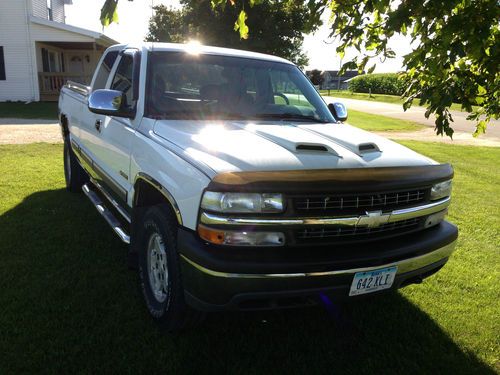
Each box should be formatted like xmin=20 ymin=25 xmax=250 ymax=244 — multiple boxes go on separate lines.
xmin=178 ymin=221 xmax=458 ymax=311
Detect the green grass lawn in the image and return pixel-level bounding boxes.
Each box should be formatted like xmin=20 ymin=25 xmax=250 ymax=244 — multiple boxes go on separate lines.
xmin=348 ymin=109 xmax=424 ymax=132
xmin=320 ymin=89 xmax=405 ymax=105
xmin=320 ymin=90 xmax=475 ymax=113
xmin=0 ymin=142 xmax=498 ymax=373
xmin=0 ymin=102 xmax=58 ymax=120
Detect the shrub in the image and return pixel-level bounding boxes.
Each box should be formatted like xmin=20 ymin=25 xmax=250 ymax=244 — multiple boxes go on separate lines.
xmin=348 ymin=73 xmax=404 ymax=96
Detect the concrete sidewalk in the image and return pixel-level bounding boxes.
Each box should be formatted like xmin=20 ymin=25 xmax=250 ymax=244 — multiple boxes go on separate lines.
xmin=323 ymin=96 xmax=500 ymax=142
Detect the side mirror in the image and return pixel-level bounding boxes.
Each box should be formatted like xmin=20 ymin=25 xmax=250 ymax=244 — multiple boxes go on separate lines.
xmin=88 ymin=89 xmax=133 ymax=118
xmin=328 ymin=102 xmax=348 ymax=122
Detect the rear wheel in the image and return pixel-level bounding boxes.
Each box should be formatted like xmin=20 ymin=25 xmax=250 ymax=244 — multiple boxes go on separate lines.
xmin=136 ymin=204 xmax=203 ymax=332
xmin=63 ymin=138 xmax=88 ymax=193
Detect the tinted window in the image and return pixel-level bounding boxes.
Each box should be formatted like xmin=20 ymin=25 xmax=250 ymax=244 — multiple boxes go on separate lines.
xmin=111 ymin=54 xmax=135 ymax=108
xmin=92 ymin=50 xmax=118 ymax=90
xmin=146 ymin=52 xmax=334 ymax=123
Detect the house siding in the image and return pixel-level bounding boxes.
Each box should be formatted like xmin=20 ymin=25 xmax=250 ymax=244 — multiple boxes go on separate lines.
xmin=0 ymin=0 xmax=114 ymax=101
xmin=32 ymin=0 xmax=65 ymax=23
xmin=0 ymin=0 xmax=38 ymax=101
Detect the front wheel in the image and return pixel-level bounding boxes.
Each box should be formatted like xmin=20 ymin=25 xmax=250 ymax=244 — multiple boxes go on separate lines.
xmin=136 ymin=204 xmax=203 ymax=332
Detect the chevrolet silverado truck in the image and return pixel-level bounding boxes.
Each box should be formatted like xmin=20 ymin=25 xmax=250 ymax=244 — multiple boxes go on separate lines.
xmin=58 ymin=43 xmax=458 ymax=331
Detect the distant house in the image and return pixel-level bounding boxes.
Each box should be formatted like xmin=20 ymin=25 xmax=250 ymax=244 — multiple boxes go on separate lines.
xmin=306 ymin=70 xmax=362 ymax=90
xmin=0 ymin=0 xmax=117 ymax=102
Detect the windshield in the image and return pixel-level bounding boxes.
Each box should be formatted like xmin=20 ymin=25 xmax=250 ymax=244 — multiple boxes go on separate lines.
xmin=146 ymin=51 xmax=335 ymax=123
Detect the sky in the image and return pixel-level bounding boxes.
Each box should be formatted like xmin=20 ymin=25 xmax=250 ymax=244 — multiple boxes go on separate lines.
xmin=65 ymin=0 xmax=411 ymax=72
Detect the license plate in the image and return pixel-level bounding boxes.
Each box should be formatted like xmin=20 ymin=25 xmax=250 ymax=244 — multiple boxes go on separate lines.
xmin=349 ymin=266 xmax=397 ymax=296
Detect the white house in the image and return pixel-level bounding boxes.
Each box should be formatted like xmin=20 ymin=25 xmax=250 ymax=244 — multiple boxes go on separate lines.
xmin=0 ymin=0 xmax=117 ymax=102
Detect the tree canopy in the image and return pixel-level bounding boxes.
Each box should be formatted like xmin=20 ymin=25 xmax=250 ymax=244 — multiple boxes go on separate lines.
xmin=307 ymin=69 xmax=324 ymax=86
xmin=324 ymin=0 xmax=500 ymax=137
xmin=143 ymin=0 xmax=319 ymax=67
xmin=100 ymin=0 xmax=499 ymax=136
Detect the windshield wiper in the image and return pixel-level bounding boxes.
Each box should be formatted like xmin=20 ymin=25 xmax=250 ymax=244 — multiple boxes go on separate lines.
xmin=254 ymin=113 xmax=329 ymax=123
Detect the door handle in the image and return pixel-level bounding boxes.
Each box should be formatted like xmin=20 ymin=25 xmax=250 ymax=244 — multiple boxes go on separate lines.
xmin=95 ymin=120 xmax=102 ymax=133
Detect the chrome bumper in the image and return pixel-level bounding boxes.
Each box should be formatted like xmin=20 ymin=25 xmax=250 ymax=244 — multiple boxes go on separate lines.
xmin=181 ymin=239 xmax=457 ymax=279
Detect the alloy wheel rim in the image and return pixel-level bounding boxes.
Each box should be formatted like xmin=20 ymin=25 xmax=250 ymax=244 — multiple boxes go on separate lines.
xmin=147 ymin=232 xmax=169 ymax=303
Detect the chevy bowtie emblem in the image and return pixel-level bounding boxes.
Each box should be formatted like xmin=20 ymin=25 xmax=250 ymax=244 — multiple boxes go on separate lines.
xmin=357 ymin=210 xmax=390 ymax=228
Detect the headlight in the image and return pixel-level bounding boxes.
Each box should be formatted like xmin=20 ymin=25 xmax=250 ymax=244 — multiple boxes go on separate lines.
xmin=201 ymin=192 xmax=283 ymax=213
xmin=430 ymin=180 xmax=452 ymax=200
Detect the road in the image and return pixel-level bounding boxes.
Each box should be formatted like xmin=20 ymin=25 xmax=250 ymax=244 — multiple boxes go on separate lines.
xmin=323 ymin=96 xmax=500 ymax=141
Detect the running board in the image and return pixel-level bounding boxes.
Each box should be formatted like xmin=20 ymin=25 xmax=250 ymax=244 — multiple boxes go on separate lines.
xmin=82 ymin=183 xmax=130 ymax=244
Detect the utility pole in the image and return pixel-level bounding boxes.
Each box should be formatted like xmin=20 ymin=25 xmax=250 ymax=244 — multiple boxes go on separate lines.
xmin=337 ymin=57 xmax=343 ymax=91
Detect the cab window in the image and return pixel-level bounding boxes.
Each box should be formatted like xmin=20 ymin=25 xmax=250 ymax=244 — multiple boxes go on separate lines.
xmin=110 ymin=54 xmax=135 ymax=109
xmin=92 ymin=50 xmax=118 ymax=91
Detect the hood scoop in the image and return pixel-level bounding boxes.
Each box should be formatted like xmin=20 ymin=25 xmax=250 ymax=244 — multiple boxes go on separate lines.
xmin=296 ymin=143 xmax=329 ymax=152
xmin=358 ymin=142 xmax=381 ymax=154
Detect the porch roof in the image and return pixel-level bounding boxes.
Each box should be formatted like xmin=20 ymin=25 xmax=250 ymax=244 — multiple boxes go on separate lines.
xmin=29 ymin=16 xmax=118 ymax=48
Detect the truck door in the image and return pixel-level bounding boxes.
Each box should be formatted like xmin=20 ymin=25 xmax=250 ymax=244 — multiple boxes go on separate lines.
xmin=81 ymin=49 xmax=140 ymax=208
xmin=79 ymin=50 xmax=118 ymax=153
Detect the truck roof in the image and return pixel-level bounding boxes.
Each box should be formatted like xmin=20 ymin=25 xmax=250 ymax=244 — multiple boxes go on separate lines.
xmin=108 ymin=42 xmax=295 ymax=65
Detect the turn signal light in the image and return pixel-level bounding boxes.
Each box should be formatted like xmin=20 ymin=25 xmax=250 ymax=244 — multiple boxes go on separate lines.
xmin=197 ymin=225 xmax=285 ymax=246
xmin=197 ymin=225 xmax=225 ymax=245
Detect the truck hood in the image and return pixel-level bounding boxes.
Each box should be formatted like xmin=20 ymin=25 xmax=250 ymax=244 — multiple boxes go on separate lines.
xmin=152 ymin=120 xmax=435 ymax=175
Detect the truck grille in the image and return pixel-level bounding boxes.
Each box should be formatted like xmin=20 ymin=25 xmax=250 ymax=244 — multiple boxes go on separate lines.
xmin=295 ymin=218 xmax=422 ymax=244
xmin=293 ymin=189 xmax=427 ymax=215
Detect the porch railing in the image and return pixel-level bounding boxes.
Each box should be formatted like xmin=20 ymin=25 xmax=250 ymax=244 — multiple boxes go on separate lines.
xmin=38 ymin=72 xmax=92 ymax=100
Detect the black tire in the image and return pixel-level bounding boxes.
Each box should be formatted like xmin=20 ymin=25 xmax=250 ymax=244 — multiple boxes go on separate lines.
xmin=63 ymin=138 xmax=88 ymax=193
xmin=136 ymin=204 xmax=203 ymax=332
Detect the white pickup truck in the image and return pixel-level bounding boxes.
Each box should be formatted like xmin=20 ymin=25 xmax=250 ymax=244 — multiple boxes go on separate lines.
xmin=59 ymin=43 xmax=458 ymax=331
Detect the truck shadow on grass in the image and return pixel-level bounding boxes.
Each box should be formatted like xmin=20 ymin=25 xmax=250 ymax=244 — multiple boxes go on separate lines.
xmin=0 ymin=189 xmax=495 ymax=374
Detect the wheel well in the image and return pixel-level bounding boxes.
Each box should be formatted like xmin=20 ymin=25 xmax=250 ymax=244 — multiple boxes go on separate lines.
xmin=133 ymin=178 xmax=181 ymax=225
xmin=60 ymin=114 xmax=70 ymax=139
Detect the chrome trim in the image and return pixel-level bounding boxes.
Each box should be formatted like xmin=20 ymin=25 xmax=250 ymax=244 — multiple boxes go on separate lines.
xmin=92 ymin=159 xmax=128 ymax=203
xmin=200 ymin=197 xmax=450 ymax=227
xmin=388 ymin=197 xmax=450 ymax=222
xmin=180 ymin=240 xmax=457 ymax=279
xmin=133 ymin=173 xmax=183 ymax=225
xmin=82 ymin=184 xmax=130 ymax=244
xmin=66 ymin=80 xmax=90 ymax=96
xmin=91 ymin=178 xmax=131 ymax=223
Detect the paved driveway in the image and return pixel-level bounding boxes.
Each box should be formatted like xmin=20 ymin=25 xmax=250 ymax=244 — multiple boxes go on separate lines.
xmin=0 ymin=118 xmax=60 ymax=144
xmin=323 ymin=96 xmax=500 ymax=141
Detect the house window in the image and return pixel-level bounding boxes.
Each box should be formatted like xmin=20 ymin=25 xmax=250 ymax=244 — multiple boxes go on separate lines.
xmin=0 ymin=47 xmax=5 ymax=80
xmin=41 ymin=47 xmax=63 ymax=73
xmin=47 ymin=0 xmax=53 ymax=21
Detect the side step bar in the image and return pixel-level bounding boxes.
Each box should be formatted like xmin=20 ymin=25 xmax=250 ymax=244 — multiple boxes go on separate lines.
xmin=82 ymin=183 xmax=130 ymax=244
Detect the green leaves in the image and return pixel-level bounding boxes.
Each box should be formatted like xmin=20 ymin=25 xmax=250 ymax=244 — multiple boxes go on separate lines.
xmin=321 ymin=0 xmax=500 ymax=137
xmin=212 ymin=0 xmax=265 ymax=39
xmin=100 ymin=0 xmax=119 ymax=27
xmin=147 ymin=0 xmax=317 ymax=67
xmin=233 ymin=10 xmax=249 ymax=39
